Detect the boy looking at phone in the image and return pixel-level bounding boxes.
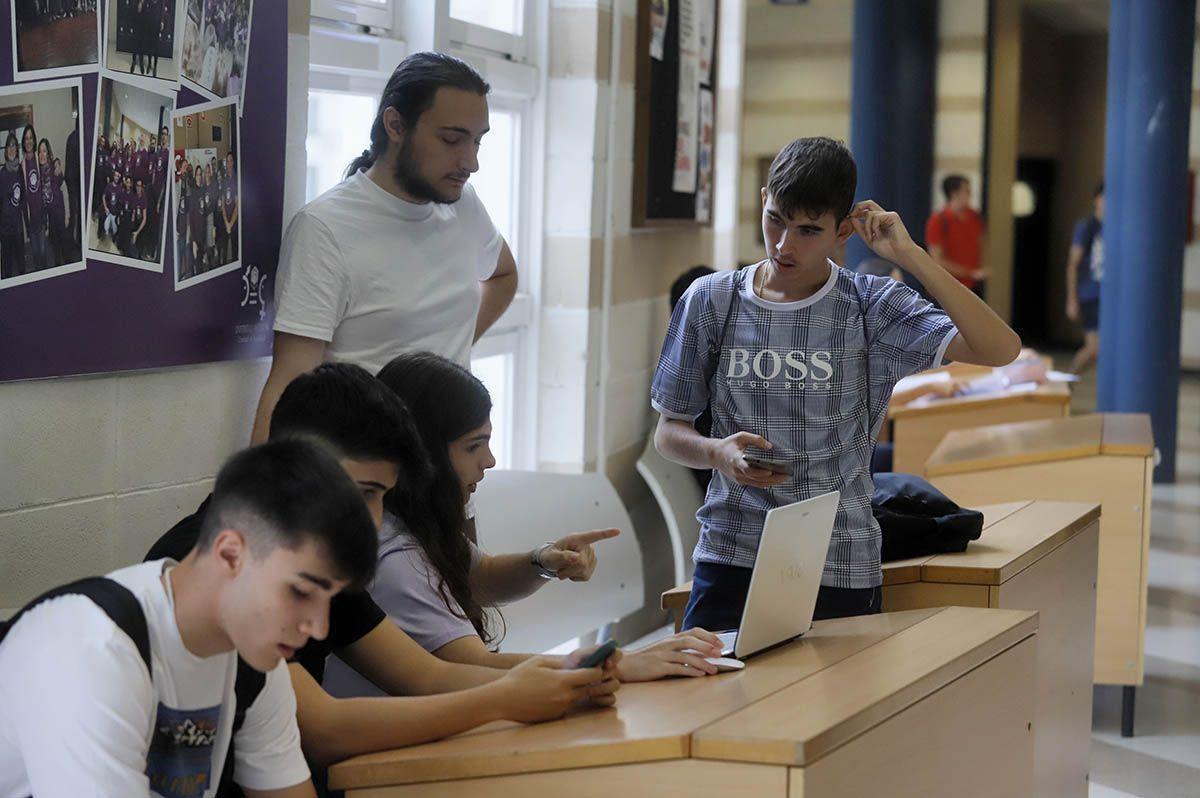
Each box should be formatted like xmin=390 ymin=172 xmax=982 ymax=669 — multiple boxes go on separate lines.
xmin=651 ymin=137 xmax=1021 ymax=632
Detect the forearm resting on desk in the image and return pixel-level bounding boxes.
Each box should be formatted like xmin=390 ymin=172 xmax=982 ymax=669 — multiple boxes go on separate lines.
xmin=337 ymin=621 xmax=504 ymax=697
xmin=291 ymin=663 xmax=509 ymax=765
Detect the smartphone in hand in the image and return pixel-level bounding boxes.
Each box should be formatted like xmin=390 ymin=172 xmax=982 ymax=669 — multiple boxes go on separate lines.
xmin=742 ymin=448 xmax=793 ymax=476
xmin=576 ymin=639 xmax=618 ymax=669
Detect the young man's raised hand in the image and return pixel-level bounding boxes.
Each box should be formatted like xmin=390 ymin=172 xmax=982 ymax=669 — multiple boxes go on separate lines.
xmin=849 ymin=199 xmax=918 ymax=263
xmin=849 ymin=198 xmax=1021 ymax=368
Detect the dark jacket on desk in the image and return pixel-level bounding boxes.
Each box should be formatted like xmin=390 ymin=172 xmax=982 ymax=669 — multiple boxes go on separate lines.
xmin=874 ymin=473 xmax=984 ymax=561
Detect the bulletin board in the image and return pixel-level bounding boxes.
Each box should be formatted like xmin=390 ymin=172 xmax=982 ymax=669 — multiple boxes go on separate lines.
xmin=0 ymin=0 xmax=284 ymax=383
xmin=632 ymin=0 xmax=719 ymax=227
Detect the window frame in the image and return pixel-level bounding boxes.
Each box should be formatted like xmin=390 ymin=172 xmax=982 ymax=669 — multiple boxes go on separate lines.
xmin=447 ymin=0 xmax=535 ymax=62
xmin=304 ymin=5 xmax=545 ymax=470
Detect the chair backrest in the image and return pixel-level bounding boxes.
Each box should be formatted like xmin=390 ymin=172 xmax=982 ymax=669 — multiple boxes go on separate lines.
xmin=473 ymin=470 xmax=644 ymax=653
xmin=635 ymin=434 xmax=705 ymax=586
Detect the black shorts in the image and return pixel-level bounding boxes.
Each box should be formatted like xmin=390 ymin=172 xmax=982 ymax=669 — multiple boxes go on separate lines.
xmin=1080 ymin=299 xmax=1099 ymax=332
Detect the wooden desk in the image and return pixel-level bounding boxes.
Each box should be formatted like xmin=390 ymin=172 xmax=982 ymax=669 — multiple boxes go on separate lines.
xmin=926 ymin=414 xmax=1153 ymax=737
xmin=882 ymin=500 xmax=1100 ymax=798
xmin=889 ymin=380 xmax=1070 ymax=474
xmin=329 ymin=607 xmax=1037 ymax=797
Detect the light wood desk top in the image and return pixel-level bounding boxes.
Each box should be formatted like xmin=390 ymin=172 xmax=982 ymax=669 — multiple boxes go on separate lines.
xmin=691 ymin=606 xmax=1037 ymax=766
xmin=919 ymin=500 xmax=1100 ymax=585
xmin=328 ymin=607 xmax=1031 ymax=791
xmin=1101 ymin=413 xmax=1156 ymax=457
xmin=879 ymin=500 xmax=1033 ymax=585
xmin=888 ymin=379 xmax=1070 ymax=421
xmin=926 ymin=413 xmax=1154 ymax=477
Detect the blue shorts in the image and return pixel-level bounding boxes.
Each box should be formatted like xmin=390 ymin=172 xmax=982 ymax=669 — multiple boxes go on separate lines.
xmin=1080 ymin=299 xmax=1099 ymax=332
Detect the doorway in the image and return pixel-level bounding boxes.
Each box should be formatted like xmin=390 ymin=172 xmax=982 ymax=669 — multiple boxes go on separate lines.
xmin=1011 ymin=157 xmax=1056 ymax=346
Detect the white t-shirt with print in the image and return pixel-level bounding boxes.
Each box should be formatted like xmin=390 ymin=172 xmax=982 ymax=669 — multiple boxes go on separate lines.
xmin=273 ymin=171 xmax=504 ymax=373
xmin=0 ymin=559 xmax=309 ymax=798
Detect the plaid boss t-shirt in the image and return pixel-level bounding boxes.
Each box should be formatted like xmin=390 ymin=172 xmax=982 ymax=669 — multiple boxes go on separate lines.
xmin=650 ymin=262 xmax=958 ymax=588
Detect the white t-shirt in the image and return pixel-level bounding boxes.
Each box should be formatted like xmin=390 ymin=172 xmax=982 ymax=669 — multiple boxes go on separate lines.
xmin=273 ymin=171 xmax=504 ymax=373
xmin=0 ymin=560 xmax=309 ymax=798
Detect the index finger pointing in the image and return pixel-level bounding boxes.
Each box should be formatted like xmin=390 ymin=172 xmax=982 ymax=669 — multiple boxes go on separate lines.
xmin=564 ymin=528 xmax=621 ymax=546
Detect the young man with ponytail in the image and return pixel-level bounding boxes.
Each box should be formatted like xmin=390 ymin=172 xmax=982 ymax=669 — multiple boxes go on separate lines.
xmin=252 ymin=51 xmax=518 ymax=445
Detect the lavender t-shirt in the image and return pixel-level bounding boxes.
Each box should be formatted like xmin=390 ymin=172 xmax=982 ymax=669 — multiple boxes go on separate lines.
xmin=321 ymin=512 xmax=485 ymax=699
xmin=368 ymin=512 xmax=484 ymax=653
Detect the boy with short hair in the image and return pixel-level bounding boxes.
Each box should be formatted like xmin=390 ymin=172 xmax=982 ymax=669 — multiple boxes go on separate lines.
xmin=0 ymin=437 xmax=377 ymax=797
xmin=652 ymin=137 xmax=1021 ymax=632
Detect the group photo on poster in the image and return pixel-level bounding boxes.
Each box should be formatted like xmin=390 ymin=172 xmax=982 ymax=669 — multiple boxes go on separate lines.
xmin=0 ymin=79 xmax=86 ymax=289
xmin=103 ymin=0 xmax=184 ymax=88
xmin=172 ymin=96 xmax=239 ymax=290
xmin=87 ymin=74 xmax=174 ymax=271
xmin=179 ymin=0 xmax=252 ymax=103
xmin=9 ymin=0 xmax=100 ymax=81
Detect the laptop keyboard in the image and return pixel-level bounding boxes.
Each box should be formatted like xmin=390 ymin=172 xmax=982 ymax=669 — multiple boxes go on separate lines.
xmin=717 ymin=630 xmax=736 ymax=656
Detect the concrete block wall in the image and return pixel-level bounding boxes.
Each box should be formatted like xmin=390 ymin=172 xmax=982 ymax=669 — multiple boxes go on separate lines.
xmin=0 ymin=360 xmax=270 ymax=612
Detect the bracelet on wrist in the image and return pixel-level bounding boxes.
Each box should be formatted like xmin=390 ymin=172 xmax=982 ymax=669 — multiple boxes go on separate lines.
xmin=530 ymin=542 xmax=557 ymax=579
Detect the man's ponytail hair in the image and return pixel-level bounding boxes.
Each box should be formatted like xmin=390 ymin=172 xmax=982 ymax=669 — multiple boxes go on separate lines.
xmin=198 ymin=437 xmax=378 ymax=591
xmin=344 ymin=51 xmax=490 ymax=179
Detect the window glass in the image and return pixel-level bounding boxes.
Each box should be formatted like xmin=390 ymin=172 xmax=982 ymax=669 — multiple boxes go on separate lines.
xmin=470 ymin=352 xmax=514 ymax=469
xmin=305 ymin=90 xmax=378 ymax=202
xmin=450 ymin=0 xmax=523 ymax=35
xmin=469 ymin=108 xmax=518 ymax=255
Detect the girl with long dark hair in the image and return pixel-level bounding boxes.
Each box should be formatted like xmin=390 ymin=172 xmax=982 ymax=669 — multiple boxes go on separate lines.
xmin=364 ymin=352 xmax=724 ymax=684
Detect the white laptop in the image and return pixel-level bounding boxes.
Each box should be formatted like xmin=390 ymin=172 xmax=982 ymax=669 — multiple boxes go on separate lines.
xmin=710 ymin=490 xmax=840 ymax=664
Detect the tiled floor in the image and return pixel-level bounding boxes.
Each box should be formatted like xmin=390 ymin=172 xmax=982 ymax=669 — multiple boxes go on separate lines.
xmin=630 ymin=366 xmax=1200 ymax=798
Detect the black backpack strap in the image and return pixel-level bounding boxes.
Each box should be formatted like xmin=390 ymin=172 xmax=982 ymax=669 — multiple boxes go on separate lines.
xmin=232 ymin=656 xmax=268 ymax=735
xmin=703 ymin=266 xmax=748 ymax=389
xmin=0 ymin=577 xmax=151 ymax=677
xmin=217 ymin=657 xmax=269 ymax=797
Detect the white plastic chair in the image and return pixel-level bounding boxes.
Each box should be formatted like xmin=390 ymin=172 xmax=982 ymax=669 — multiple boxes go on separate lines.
xmin=473 ymin=470 xmax=644 ymax=654
xmin=635 ymin=434 xmax=705 ymax=586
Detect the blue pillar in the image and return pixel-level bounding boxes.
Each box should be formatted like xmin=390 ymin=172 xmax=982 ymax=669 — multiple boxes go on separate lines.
xmin=848 ymin=0 xmax=939 ymax=272
xmin=1102 ymin=0 xmax=1195 ymax=481
xmin=1097 ymin=0 xmax=1129 ymax=410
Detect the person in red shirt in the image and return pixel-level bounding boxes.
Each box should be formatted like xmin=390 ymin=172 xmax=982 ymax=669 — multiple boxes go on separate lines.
xmin=925 ymin=174 xmax=987 ymax=296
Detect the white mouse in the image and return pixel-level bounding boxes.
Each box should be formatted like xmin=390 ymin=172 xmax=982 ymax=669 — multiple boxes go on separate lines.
xmin=705 ymin=657 xmax=745 ymax=672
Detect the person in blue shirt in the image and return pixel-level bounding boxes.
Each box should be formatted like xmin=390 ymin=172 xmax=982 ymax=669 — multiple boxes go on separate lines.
xmin=651 ymin=137 xmax=1022 ymax=633
xmin=1065 ymin=183 xmax=1104 ymax=374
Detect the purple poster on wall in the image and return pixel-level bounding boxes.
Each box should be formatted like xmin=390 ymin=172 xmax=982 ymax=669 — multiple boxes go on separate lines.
xmin=0 ymin=0 xmax=283 ymax=382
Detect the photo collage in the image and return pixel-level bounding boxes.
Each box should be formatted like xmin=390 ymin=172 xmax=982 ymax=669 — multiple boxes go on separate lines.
xmin=3 ymin=0 xmax=251 ymax=291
